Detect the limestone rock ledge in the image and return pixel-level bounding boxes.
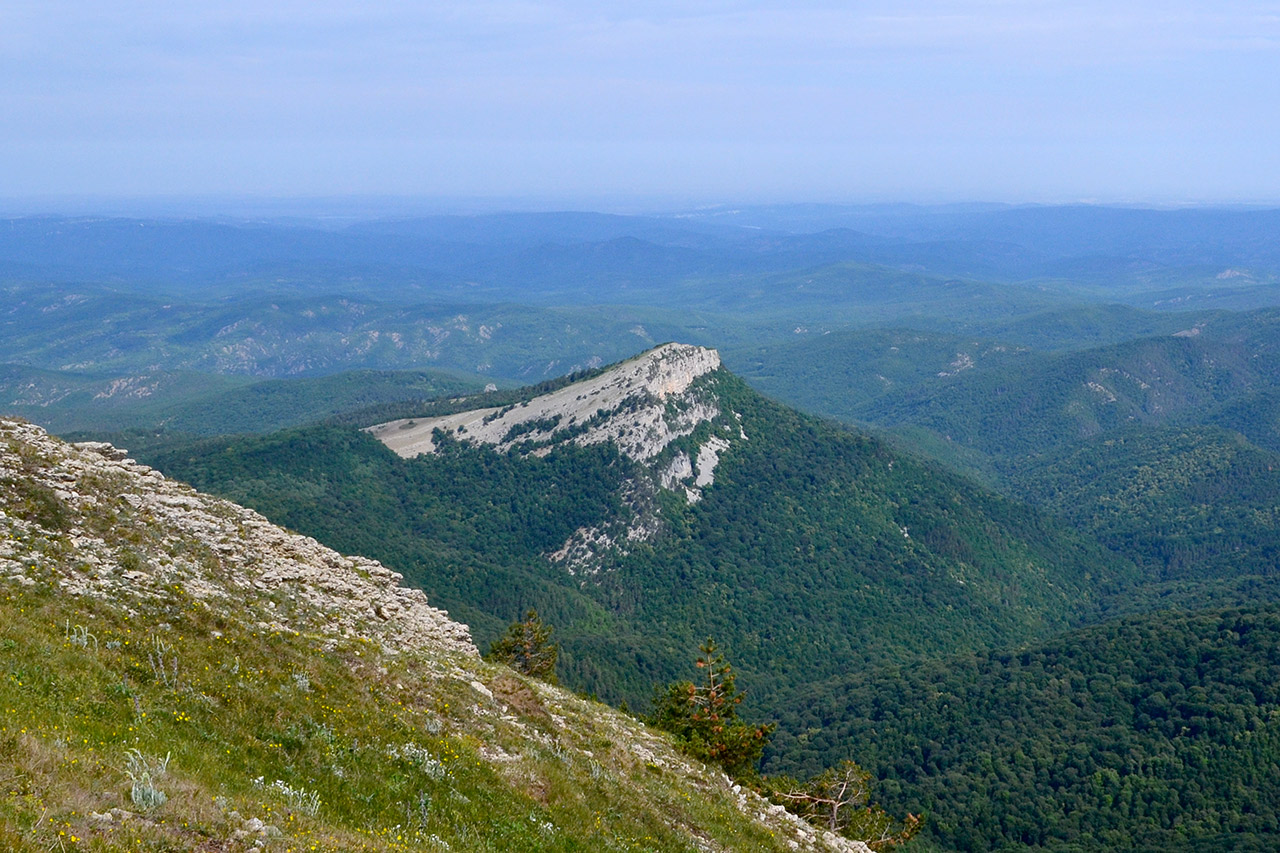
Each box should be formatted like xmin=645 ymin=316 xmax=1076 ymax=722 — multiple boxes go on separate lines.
xmin=0 ymin=418 xmax=475 ymax=657
xmin=367 ymin=342 xmax=724 ymax=463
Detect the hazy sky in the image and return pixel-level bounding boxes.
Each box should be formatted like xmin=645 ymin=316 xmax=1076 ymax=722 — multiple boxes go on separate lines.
xmin=3 ymin=1 xmax=1279 ymax=205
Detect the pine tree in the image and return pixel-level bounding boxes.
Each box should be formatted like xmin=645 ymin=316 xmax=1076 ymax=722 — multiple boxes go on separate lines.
xmin=765 ymin=761 xmax=922 ymax=849
xmin=649 ymin=639 xmax=774 ymax=779
xmin=487 ymin=609 xmax=558 ymax=683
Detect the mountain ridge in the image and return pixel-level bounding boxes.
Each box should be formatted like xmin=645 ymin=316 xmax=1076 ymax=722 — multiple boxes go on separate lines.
xmin=119 ymin=349 xmax=1134 ymax=720
xmin=0 ymin=415 xmax=878 ymax=852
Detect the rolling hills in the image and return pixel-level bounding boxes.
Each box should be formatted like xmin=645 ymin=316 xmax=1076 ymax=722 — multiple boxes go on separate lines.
xmin=0 ymin=362 xmax=490 ymax=436
xmin=7 ymin=203 xmax=1280 ymax=851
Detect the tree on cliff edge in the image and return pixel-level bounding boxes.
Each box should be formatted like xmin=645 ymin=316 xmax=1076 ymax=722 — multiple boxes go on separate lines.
xmin=648 ymin=638 xmax=775 ymax=780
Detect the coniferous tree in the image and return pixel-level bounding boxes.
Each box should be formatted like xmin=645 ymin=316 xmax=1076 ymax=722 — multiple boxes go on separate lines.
xmin=649 ymin=639 xmax=775 ymax=779
xmin=765 ymin=761 xmax=922 ymax=850
xmin=487 ymin=609 xmax=558 ymax=684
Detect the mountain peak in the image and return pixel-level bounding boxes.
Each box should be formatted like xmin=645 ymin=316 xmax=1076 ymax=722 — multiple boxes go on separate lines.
xmin=367 ymin=343 xmax=736 ymax=572
xmin=367 ymin=342 xmax=722 ymax=461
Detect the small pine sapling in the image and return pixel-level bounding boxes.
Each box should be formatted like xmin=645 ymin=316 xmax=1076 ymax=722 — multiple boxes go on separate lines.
xmin=487 ymin=609 xmax=559 ymax=684
xmin=649 ymin=639 xmax=775 ymax=780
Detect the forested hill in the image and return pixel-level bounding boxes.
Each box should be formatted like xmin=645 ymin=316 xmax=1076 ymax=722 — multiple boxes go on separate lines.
xmin=1006 ymin=425 xmax=1280 ymax=610
xmin=767 ymin=604 xmax=1280 ymax=852
xmin=731 ymin=315 xmax=1280 ymax=615
xmin=749 ymin=311 xmax=1280 ymax=463
xmin=116 ymin=350 xmax=1133 ymax=722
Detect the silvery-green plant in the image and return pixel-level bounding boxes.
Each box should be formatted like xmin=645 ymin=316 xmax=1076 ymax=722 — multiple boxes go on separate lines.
xmin=253 ymin=776 xmax=321 ymax=816
xmin=124 ymin=748 xmax=170 ymax=810
xmin=387 ymin=743 xmax=448 ymax=780
xmin=147 ymin=635 xmax=179 ymax=689
xmin=65 ymin=620 xmax=97 ymax=650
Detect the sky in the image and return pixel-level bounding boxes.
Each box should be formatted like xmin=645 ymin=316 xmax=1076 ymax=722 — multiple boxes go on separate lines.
xmin=2 ymin=1 xmax=1279 ymax=207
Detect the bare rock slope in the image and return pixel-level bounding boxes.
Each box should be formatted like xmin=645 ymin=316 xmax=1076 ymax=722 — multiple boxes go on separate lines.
xmin=368 ymin=343 xmax=725 ymax=463
xmin=367 ymin=343 xmax=745 ymax=571
xmin=0 ymin=417 xmax=475 ymax=655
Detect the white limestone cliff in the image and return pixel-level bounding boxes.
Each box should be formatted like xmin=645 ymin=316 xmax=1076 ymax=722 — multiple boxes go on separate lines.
xmin=366 ymin=344 xmax=744 ymax=573
xmin=367 ymin=343 xmax=724 ymax=462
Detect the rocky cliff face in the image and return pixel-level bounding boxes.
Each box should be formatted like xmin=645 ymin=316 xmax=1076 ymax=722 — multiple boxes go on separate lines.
xmin=367 ymin=343 xmax=726 ymax=464
xmin=367 ymin=343 xmax=746 ymax=573
xmin=0 ymin=417 xmax=475 ymax=656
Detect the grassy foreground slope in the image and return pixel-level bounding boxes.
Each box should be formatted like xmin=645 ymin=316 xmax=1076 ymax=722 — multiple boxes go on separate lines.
xmin=0 ymin=417 xmax=864 ymax=853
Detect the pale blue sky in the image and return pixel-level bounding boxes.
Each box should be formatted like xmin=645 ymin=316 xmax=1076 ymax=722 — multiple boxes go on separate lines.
xmin=3 ymin=1 xmax=1278 ymax=205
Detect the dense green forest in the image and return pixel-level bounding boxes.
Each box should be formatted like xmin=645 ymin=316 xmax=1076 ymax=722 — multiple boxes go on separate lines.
xmin=1009 ymin=426 xmax=1280 ymax=593
xmin=767 ymin=605 xmax=1280 ymax=852
xmin=739 ymin=313 xmax=1280 ymax=616
xmin=738 ymin=309 xmax=1280 ymax=465
xmin=118 ymin=370 xmax=1130 ymax=719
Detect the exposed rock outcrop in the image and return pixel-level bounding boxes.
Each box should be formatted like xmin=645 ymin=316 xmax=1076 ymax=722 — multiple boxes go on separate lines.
xmin=366 ymin=343 xmax=746 ymax=573
xmin=0 ymin=417 xmax=475 ymax=656
xmin=368 ymin=343 xmax=724 ymax=462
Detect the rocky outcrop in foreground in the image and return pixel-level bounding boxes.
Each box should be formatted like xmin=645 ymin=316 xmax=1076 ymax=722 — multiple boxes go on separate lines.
xmin=0 ymin=417 xmax=475 ymax=655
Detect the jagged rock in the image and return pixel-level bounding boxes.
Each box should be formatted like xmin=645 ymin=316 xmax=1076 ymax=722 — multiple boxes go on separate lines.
xmin=0 ymin=418 xmax=476 ymax=657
